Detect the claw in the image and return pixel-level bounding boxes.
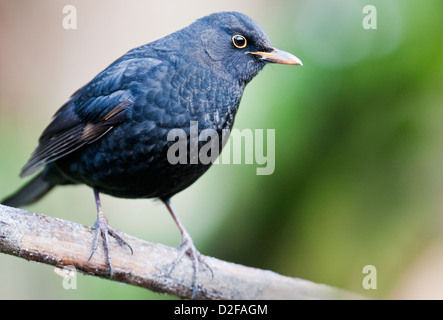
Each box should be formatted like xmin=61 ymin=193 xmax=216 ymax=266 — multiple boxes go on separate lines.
xmin=164 ymin=199 xmax=212 ymax=299
xmin=89 ymin=188 xmax=132 ymax=278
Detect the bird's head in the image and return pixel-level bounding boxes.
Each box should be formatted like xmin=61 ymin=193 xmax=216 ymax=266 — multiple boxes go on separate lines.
xmin=180 ymin=11 xmax=302 ymax=85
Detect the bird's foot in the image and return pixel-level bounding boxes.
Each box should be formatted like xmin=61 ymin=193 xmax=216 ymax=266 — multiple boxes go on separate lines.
xmin=169 ymin=232 xmax=213 ymax=299
xmin=88 ymin=212 xmax=133 ymax=278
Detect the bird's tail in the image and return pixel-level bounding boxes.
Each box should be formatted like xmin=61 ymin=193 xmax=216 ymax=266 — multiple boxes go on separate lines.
xmin=2 ymin=172 xmax=54 ymax=208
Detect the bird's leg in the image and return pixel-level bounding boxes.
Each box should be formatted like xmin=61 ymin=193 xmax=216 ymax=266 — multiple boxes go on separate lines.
xmin=89 ymin=188 xmax=133 ymax=278
xmin=163 ymin=199 xmax=211 ymax=299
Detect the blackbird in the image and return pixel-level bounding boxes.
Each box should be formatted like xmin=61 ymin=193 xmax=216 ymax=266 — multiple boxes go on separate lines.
xmin=2 ymin=11 xmax=302 ymax=297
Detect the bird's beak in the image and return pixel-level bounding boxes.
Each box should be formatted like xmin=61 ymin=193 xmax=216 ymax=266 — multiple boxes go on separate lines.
xmin=247 ymin=48 xmax=303 ymax=66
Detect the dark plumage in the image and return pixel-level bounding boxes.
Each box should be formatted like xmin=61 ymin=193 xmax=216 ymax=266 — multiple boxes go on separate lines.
xmin=2 ymin=11 xmax=301 ymax=297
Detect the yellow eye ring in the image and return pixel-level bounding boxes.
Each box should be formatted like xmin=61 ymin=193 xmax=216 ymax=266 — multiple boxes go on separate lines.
xmin=232 ymin=35 xmax=247 ymax=49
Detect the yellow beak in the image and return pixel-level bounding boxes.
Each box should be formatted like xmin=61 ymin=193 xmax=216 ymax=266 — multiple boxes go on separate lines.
xmin=247 ymin=48 xmax=303 ymax=66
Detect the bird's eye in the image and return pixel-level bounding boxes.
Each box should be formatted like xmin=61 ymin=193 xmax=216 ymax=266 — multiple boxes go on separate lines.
xmin=232 ymin=35 xmax=247 ymax=49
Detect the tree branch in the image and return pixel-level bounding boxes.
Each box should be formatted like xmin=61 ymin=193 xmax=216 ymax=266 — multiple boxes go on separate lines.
xmin=0 ymin=204 xmax=361 ymax=300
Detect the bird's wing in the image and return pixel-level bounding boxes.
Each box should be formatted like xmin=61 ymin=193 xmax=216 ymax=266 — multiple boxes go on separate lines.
xmin=20 ymin=57 xmax=163 ymax=177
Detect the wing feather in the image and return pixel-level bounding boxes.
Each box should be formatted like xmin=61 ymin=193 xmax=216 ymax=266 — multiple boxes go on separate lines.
xmin=20 ymin=57 xmax=164 ymax=177
xmin=20 ymin=100 xmax=132 ymax=177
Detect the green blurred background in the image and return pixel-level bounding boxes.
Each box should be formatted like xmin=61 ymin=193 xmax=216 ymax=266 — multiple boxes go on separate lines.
xmin=1 ymin=0 xmax=442 ymax=299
